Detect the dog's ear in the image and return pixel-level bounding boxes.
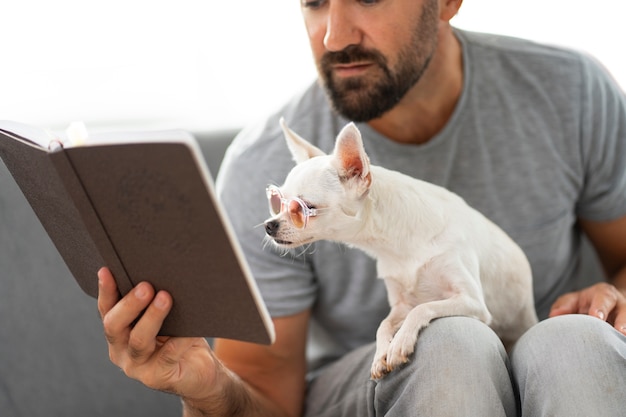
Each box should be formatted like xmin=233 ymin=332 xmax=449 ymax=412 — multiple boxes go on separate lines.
xmin=280 ymin=117 xmax=325 ymax=164
xmin=333 ymin=122 xmax=371 ymax=189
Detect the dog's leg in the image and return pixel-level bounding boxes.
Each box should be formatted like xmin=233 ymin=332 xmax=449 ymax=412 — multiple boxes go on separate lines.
xmin=370 ymin=278 xmax=417 ymax=379
xmin=385 ymin=293 xmax=491 ymax=372
xmin=371 ymin=303 xmax=412 ymax=379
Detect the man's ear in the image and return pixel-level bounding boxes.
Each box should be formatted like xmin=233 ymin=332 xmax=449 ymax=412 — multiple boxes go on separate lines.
xmin=280 ymin=117 xmax=326 ymax=164
xmin=332 ymin=122 xmax=371 ymax=188
xmin=440 ymin=0 xmax=463 ymax=21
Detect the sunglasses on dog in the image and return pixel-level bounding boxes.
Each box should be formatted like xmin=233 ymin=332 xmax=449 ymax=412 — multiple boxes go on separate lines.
xmin=266 ymin=184 xmax=318 ymax=229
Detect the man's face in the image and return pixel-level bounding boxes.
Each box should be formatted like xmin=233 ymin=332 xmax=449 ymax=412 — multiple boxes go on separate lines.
xmin=302 ymin=0 xmax=440 ymax=122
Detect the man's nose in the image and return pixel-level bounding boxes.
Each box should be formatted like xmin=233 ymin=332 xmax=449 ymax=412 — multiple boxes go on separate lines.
xmin=323 ymin=3 xmax=362 ymax=52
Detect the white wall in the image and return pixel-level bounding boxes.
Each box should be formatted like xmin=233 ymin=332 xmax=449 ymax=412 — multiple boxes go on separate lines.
xmin=1 ymin=1 xmax=624 ymax=132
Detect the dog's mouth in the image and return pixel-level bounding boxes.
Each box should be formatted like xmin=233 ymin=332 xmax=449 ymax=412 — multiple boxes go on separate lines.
xmin=270 ymin=236 xmax=314 ymax=248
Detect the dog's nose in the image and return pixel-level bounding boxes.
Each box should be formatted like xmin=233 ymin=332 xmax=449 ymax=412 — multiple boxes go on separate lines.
xmin=265 ymin=220 xmax=279 ymax=237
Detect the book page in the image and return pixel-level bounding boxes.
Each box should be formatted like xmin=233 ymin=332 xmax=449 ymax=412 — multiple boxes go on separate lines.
xmin=65 ymin=122 xmax=197 ymax=148
xmin=0 ymin=120 xmax=63 ymax=150
xmin=0 ymin=120 xmax=196 ymax=150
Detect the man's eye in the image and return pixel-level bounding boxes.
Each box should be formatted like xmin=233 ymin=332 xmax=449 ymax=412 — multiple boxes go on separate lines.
xmin=302 ymin=0 xmax=326 ymax=10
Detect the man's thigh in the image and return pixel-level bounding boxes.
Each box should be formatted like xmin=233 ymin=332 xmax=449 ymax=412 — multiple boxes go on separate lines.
xmin=304 ymin=317 xmax=516 ymax=417
xmin=511 ymin=314 xmax=626 ymax=417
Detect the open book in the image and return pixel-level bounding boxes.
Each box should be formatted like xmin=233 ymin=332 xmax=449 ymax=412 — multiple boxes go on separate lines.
xmin=0 ymin=120 xmax=275 ymax=344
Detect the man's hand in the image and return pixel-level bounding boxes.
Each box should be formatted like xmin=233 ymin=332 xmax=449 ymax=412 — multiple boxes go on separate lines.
xmin=549 ymin=282 xmax=626 ymax=336
xmin=97 ymin=267 xmax=221 ymax=402
xmin=97 ymin=267 xmax=305 ymax=417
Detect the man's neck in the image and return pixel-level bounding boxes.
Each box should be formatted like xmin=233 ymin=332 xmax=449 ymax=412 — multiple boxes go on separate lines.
xmin=368 ymin=24 xmax=463 ymax=145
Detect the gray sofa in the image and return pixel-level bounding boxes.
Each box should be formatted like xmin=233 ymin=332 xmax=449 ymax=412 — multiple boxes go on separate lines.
xmin=0 ymin=128 xmax=239 ymax=417
xmin=0 ymin=125 xmax=604 ymax=416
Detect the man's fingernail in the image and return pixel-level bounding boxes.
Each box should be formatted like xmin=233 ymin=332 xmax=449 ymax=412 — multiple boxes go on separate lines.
xmin=596 ymin=310 xmax=605 ymax=320
xmin=135 ymin=284 xmax=148 ymax=300
xmin=154 ymin=293 xmax=168 ymax=309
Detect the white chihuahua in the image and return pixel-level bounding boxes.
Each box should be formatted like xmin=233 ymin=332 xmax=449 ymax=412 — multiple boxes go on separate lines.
xmin=264 ymin=119 xmax=538 ymax=379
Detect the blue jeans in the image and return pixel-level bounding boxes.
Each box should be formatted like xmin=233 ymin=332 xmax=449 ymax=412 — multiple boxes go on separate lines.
xmin=304 ymin=315 xmax=625 ymax=416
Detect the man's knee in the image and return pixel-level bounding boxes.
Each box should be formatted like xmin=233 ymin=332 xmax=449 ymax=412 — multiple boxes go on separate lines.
xmin=374 ymin=317 xmax=516 ymax=417
xmin=512 ymin=314 xmax=623 ymax=369
xmin=511 ymin=314 xmax=626 ymax=416
xmin=414 ymin=316 xmax=508 ymax=361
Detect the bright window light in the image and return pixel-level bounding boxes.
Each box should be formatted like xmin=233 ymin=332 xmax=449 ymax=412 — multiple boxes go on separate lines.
xmin=1 ymin=1 xmax=624 ymax=132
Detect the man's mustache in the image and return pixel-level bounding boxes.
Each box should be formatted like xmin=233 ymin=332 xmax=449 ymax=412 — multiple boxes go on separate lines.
xmin=321 ymin=45 xmax=388 ymax=68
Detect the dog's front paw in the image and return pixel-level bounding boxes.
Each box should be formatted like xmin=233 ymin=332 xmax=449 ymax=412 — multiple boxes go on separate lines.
xmin=385 ymin=326 xmax=419 ymax=372
xmin=370 ymin=354 xmax=389 ymax=380
xmin=370 ymin=331 xmax=418 ymax=378
xmin=370 ymin=333 xmax=394 ymax=379
xmin=371 ymin=340 xmax=393 ymax=379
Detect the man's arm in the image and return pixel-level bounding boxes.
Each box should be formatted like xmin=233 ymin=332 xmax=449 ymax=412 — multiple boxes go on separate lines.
xmin=184 ymin=312 xmax=310 ymax=417
xmin=98 ymin=268 xmax=309 ymax=417
xmin=549 ymin=215 xmax=626 ymax=334
xmin=579 ymin=215 xmax=626 ymax=291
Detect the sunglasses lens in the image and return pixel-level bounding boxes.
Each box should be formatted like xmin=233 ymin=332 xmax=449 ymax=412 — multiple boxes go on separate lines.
xmin=266 ymin=186 xmax=311 ymax=229
xmin=267 ymin=188 xmax=282 ymax=215
xmin=288 ymin=199 xmax=306 ymax=229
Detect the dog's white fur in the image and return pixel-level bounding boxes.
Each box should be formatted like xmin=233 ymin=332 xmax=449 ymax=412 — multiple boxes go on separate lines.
xmin=265 ymin=119 xmax=538 ymax=379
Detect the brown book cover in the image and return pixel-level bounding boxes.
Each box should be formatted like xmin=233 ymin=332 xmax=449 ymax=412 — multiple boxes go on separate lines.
xmin=0 ymin=121 xmax=275 ymax=344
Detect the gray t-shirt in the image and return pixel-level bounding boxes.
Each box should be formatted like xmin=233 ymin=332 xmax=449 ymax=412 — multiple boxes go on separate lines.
xmin=216 ymin=29 xmax=626 ymax=371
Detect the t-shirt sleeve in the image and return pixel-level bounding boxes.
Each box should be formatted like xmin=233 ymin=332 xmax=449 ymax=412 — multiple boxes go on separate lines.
xmin=215 ymin=120 xmax=318 ymax=317
xmin=576 ymin=54 xmax=626 ymax=221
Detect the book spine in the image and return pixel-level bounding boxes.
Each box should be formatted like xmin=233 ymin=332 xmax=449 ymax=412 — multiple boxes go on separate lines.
xmin=48 ymin=149 xmax=135 ymax=296
xmin=0 ymin=133 xmax=123 ymax=298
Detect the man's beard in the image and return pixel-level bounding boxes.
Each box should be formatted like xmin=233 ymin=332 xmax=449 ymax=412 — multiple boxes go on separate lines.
xmin=318 ymin=1 xmax=439 ymax=122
